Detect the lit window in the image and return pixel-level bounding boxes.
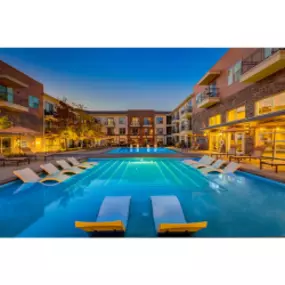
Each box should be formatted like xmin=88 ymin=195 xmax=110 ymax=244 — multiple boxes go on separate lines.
xmin=227 ymin=106 xmax=245 ymax=122
xmin=29 ymin=96 xmax=40 ymax=109
xmin=209 ymin=114 xmax=221 ymax=126
xmin=255 ymin=92 xmax=285 ymax=115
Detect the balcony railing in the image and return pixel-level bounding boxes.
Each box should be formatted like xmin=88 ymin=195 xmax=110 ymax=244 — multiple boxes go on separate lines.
xmin=44 ymin=109 xmax=57 ymax=116
xmin=172 ymin=128 xmax=179 ymax=134
xmin=241 ymin=48 xmax=285 ymax=83
xmin=130 ymin=122 xmax=140 ymax=127
xmin=242 ymin=48 xmax=285 ymax=74
xmin=172 ymin=116 xmax=180 ymax=121
xmin=180 ymin=124 xmax=192 ymax=131
xmin=0 ymin=91 xmax=29 ymax=112
xmin=196 ymin=87 xmax=220 ymax=108
xmin=105 ymin=121 xmax=115 ymax=127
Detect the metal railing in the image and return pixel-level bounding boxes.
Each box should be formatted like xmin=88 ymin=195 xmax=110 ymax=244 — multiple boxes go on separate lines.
xmin=44 ymin=109 xmax=57 ymax=116
xmin=180 ymin=124 xmax=192 ymax=131
xmin=242 ymin=48 xmax=285 ymax=74
xmin=130 ymin=122 xmax=140 ymax=127
xmin=172 ymin=128 xmax=179 ymax=133
xmin=196 ymin=87 xmax=219 ymax=105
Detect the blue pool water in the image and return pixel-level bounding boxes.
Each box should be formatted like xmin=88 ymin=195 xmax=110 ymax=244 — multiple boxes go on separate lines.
xmin=107 ymin=147 xmax=177 ymax=154
xmin=1 ymin=158 xmax=285 ymax=237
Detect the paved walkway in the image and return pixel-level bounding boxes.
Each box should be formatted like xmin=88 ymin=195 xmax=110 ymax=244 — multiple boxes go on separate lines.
xmin=1 ymin=147 xmax=285 ymax=185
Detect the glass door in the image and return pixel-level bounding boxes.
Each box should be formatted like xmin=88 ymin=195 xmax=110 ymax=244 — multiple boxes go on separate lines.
xmin=235 ymin=132 xmax=245 ymax=154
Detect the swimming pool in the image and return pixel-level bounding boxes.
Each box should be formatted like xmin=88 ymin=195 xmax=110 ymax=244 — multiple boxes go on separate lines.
xmin=107 ymin=147 xmax=177 ymax=154
xmin=1 ymin=158 xmax=285 ymax=237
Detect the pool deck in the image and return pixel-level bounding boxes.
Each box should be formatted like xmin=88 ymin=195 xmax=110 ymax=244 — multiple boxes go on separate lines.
xmin=1 ymin=147 xmax=285 ymax=185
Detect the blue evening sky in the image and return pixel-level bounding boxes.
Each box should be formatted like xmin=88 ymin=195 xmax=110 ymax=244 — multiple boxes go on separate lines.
xmin=0 ymin=48 xmax=228 ymax=111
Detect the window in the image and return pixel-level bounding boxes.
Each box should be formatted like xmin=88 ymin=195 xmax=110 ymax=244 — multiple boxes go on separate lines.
xmin=29 ymin=96 xmax=40 ymax=109
xmin=256 ymin=92 xmax=285 ymax=116
xmin=264 ymin=48 xmax=273 ymax=59
xmin=156 ymin=117 xmax=164 ymax=124
xmin=119 ymin=117 xmax=125 ymax=124
xmin=209 ymin=114 xmax=221 ymax=126
xmin=119 ymin=128 xmax=126 ymax=135
xmin=227 ymin=106 xmax=246 ymax=122
xmin=156 ymin=128 xmax=164 ymax=135
xmin=144 ymin=117 xmax=151 ymax=125
xmin=44 ymin=102 xmax=55 ymax=115
xmin=228 ymin=60 xmax=242 ymax=85
xmin=196 ymin=93 xmax=202 ymax=105
xmin=106 ymin=118 xmax=114 ymax=125
xmin=0 ymin=85 xmax=13 ymax=103
xmin=131 ymin=117 xmax=139 ymax=125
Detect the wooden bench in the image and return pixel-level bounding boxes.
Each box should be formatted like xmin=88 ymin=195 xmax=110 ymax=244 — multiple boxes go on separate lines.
xmin=260 ymin=160 xmax=285 ymax=173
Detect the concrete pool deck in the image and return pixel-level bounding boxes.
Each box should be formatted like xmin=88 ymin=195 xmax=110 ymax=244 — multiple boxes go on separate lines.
xmin=1 ymin=147 xmax=285 ymax=185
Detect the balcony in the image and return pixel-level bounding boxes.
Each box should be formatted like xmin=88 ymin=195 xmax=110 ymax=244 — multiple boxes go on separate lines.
xmin=172 ymin=128 xmax=179 ymax=134
xmin=197 ymin=71 xmax=221 ymax=86
xmin=180 ymin=124 xmax=192 ymax=133
xmin=0 ymin=92 xmax=29 ymax=112
xmin=196 ymin=88 xmax=220 ymax=108
xmin=130 ymin=122 xmax=140 ymax=127
xmin=181 ymin=106 xmax=193 ymax=119
xmin=105 ymin=121 xmax=115 ymax=128
xmin=0 ymin=75 xmax=29 ymax=88
xmin=240 ymin=48 xmax=285 ymax=83
xmin=171 ymin=116 xmax=180 ymax=123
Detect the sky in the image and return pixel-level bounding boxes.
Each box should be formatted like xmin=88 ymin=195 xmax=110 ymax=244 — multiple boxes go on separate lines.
xmin=0 ymin=48 xmax=228 ymax=111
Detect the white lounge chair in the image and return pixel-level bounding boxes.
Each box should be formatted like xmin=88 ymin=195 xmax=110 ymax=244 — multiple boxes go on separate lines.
xmin=191 ymin=156 xmax=215 ymax=169
xmin=183 ymin=155 xmax=210 ymax=166
xmin=56 ymin=160 xmax=84 ymax=174
xmin=40 ymin=163 xmax=79 ymax=176
xmin=75 ymin=196 xmax=131 ymax=233
xmin=201 ymin=162 xmax=240 ymax=175
xmin=13 ymin=168 xmax=69 ymax=184
xmin=197 ymin=159 xmax=226 ymax=171
xmin=67 ymin=157 xmax=98 ymax=169
xmin=150 ymin=195 xmax=207 ymax=234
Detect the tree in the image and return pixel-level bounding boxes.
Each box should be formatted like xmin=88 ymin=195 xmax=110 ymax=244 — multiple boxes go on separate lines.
xmin=0 ymin=115 xmax=12 ymax=129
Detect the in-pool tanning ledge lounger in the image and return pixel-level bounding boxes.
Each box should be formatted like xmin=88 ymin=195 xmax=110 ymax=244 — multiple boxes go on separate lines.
xmin=40 ymin=163 xmax=77 ymax=176
xmin=67 ymin=157 xmax=98 ymax=169
xmin=151 ymin=195 xmax=207 ymax=234
xmin=56 ymin=160 xmax=84 ymax=174
xmin=14 ymin=168 xmax=69 ymax=184
xmin=75 ymin=196 xmax=131 ymax=233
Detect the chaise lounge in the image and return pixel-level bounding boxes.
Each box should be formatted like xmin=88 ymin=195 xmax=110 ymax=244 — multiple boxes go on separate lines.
xmin=200 ymin=162 xmax=240 ymax=175
xmin=56 ymin=160 xmax=84 ymax=174
xmin=67 ymin=157 xmax=98 ymax=169
xmin=150 ymin=195 xmax=207 ymax=235
xmin=75 ymin=196 xmax=131 ymax=234
xmin=13 ymin=167 xmax=70 ymax=184
xmin=40 ymin=163 xmax=79 ymax=176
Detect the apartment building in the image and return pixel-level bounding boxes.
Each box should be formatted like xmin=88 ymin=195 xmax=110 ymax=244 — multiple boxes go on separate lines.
xmin=88 ymin=110 xmax=170 ymax=146
xmin=191 ymin=48 xmax=285 ymax=158
xmin=86 ymin=111 xmax=128 ymax=145
xmin=0 ymin=60 xmax=44 ymax=154
xmin=171 ymin=94 xmax=193 ymax=147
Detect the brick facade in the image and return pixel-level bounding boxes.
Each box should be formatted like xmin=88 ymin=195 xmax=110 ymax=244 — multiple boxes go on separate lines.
xmin=0 ymin=60 xmax=44 ymax=133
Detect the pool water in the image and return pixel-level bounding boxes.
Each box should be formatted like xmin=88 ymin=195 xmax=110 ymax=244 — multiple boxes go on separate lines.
xmin=1 ymin=158 xmax=285 ymax=237
xmin=107 ymin=147 xmax=177 ymax=154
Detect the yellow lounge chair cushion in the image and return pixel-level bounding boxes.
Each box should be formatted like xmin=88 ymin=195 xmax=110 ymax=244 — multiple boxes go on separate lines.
xmin=75 ymin=220 xmax=125 ymax=232
xmin=158 ymin=221 xmax=208 ymax=233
